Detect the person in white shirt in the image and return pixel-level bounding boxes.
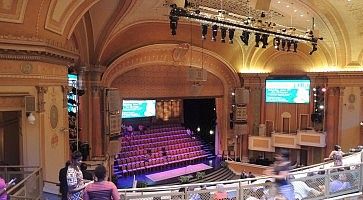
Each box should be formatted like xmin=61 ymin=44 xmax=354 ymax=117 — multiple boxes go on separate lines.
xmin=290 ymin=175 xmax=321 ymax=200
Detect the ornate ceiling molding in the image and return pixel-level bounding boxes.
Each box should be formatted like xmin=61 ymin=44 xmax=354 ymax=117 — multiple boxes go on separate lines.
xmin=101 ymin=43 xmax=240 ymax=90
xmin=0 ymin=0 xmax=27 ymax=23
xmin=0 ymin=34 xmax=79 ymax=65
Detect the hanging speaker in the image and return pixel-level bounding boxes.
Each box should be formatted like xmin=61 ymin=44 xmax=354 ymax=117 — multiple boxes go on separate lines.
xmin=255 ymin=0 xmax=271 ymax=11
xmin=235 ymin=88 xmax=249 ymax=105
xmin=25 ymin=96 xmax=36 ymax=112
xmin=106 ymin=89 xmax=120 ymax=113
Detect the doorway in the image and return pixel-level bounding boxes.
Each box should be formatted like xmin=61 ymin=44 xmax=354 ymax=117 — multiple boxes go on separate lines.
xmin=0 ymin=111 xmax=21 ymax=165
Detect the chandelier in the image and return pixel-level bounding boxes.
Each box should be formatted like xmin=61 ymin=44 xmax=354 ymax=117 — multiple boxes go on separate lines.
xmin=169 ymin=1 xmax=323 ymax=55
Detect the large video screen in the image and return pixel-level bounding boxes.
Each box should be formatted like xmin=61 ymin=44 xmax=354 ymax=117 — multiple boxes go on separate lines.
xmin=265 ymin=79 xmax=310 ymax=104
xmin=122 ymin=100 xmax=156 ymax=118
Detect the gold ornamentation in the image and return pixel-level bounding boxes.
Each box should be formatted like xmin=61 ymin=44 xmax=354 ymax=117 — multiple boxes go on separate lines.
xmin=50 ymin=105 xmax=58 ymax=129
xmin=20 ymin=62 xmax=32 ymax=74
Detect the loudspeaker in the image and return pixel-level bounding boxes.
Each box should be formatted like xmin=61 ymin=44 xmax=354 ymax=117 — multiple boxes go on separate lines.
xmin=108 ymin=140 xmax=121 ymax=157
xmin=311 ymin=113 xmax=323 ymax=123
xmin=187 ymin=68 xmax=207 ymax=82
xmin=235 ymin=88 xmax=249 ymax=105
xmin=106 ymin=89 xmax=120 ymax=113
xmin=255 ymin=0 xmax=271 ymax=11
xmin=25 ymin=96 xmax=35 ymax=112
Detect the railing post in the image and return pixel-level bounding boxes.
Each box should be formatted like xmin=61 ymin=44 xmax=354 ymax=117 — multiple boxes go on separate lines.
xmin=324 ymin=169 xmax=330 ymax=198
xmin=238 ymin=180 xmax=242 ymax=200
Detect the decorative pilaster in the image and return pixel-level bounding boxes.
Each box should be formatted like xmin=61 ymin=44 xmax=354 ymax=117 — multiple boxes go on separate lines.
xmin=61 ymin=85 xmax=69 ymax=108
xmin=36 ymin=86 xmax=48 ymax=112
xmin=325 ymin=87 xmax=340 ymax=157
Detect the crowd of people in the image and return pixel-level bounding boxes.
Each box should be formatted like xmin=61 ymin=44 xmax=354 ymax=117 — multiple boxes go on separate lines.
xmin=58 ymin=151 xmax=120 ymax=200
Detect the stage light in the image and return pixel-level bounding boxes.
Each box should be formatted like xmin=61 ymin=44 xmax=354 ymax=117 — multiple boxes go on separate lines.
xmin=321 ymin=87 xmax=327 ymax=92
xmin=261 ymin=34 xmax=269 ymax=48
xmin=281 ymin=39 xmax=286 ymax=51
xmin=319 ymin=105 xmax=324 ymax=110
xmin=255 ymin=33 xmax=261 ymax=47
xmin=240 ymin=31 xmax=250 ymax=46
xmin=201 ymin=24 xmax=208 ymax=39
xmin=309 ymin=43 xmax=317 ymax=55
xmin=293 ymin=41 xmax=298 ymax=52
xmin=220 ymin=27 xmax=227 ymax=43
xmin=169 ymin=6 xmax=323 ymax=54
xmin=211 ymin=24 xmax=218 ymax=41
xmin=273 ymin=37 xmax=280 ymax=50
xmin=228 ymin=29 xmax=235 ymax=44
xmin=169 ymin=15 xmax=178 ymax=35
xmin=313 ymin=88 xmax=316 ymax=91
xmin=287 ymin=40 xmax=292 ymax=51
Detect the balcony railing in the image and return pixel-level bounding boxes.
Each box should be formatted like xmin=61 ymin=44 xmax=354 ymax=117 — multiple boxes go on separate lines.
xmin=118 ymin=152 xmax=363 ymax=200
xmin=0 ymin=166 xmax=42 ymax=200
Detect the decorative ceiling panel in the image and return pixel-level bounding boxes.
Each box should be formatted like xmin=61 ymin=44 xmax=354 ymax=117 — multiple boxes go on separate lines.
xmin=45 ymin=0 xmax=84 ymax=35
xmin=0 ymin=0 xmax=28 ymax=23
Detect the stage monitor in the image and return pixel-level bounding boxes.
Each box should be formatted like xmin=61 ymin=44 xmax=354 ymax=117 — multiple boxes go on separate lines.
xmin=122 ymin=100 xmax=156 ymax=118
xmin=265 ymin=77 xmax=310 ymax=104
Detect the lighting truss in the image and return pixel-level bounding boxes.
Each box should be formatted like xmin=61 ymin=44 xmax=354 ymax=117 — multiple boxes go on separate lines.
xmin=169 ymin=5 xmax=322 ymax=54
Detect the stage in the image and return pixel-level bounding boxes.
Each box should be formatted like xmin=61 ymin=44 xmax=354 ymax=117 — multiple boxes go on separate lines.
xmin=145 ymin=163 xmax=212 ymax=182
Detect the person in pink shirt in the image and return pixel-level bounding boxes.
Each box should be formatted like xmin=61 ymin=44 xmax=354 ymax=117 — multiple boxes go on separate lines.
xmin=83 ymin=165 xmax=120 ymax=200
xmin=213 ymin=184 xmax=228 ymax=200
xmin=0 ymin=177 xmax=7 ymax=200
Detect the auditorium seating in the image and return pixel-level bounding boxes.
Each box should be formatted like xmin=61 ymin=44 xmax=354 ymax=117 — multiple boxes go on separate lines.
xmin=114 ymin=124 xmax=208 ymax=177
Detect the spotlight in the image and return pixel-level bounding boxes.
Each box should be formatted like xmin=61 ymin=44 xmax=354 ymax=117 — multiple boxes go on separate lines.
xmin=287 ymin=40 xmax=292 ymax=51
xmin=211 ymin=24 xmax=218 ymax=41
xmin=293 ymin=41 xmax=298 ymax=52
xmin=313 ymin=88 xmax=316 ymax=91
xmin=319 ymin=105 xmax=324 ymax=110
xmin=201 ymin=24 xmax=208 ymax=39
xmin=281 ymin=39 xmax=286 ymax=51
xmin=255 ymin=33 xmax=261 ymax=47
xmin=261 ymin=34 xmax=269 ymax=48
xmin=240 ymin=31 xmax=250 ymax=46
xmin=228 ymin=29 xmax=235 ymax=44
xmin=273 ymin=37 xmax=280 ymax=50
xmin=309 ymin=43 xmax=317 ymax=55
xmin=321 ymin=87 xmax=326 ymax=92
xmin=220 ymin=27 xmax=227 ymax=43
xmin=169 ymin=15 xmax=178 ymax=35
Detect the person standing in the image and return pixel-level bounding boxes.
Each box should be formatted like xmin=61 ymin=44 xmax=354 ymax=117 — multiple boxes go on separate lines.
xmin=80 ymin=163 xmax=93 ymax=181
xmin=0 ymin=177 xmax=8 ymax=200
xmin=83 ymin=165 xmax=120 ymax=200
xmin=264 ymin=149 xmax=294 ymax=200
xmin=325 ymin=145 xmax=344 ymax=167
xmin=67 ymin=151 xmax=85 ymax=200
xmin=59 ymin=161 xmax=71 ymax=200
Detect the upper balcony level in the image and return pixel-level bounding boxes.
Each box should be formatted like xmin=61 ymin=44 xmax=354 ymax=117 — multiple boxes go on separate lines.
xmin=249 ymin=129 xmax=326 ymax=152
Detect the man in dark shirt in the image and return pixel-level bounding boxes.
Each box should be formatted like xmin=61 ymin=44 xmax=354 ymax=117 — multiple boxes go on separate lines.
xmin=58 ymin=161 xmax=70 ymax=200
xmin=80 ymin=163 xmax=93 ymax=181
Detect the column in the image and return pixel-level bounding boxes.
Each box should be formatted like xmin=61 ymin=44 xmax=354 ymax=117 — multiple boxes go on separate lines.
xmin=325 ymin=87 xmax=340 ymax=157
xmin=90 ymin=85 xmax=103 ymax=156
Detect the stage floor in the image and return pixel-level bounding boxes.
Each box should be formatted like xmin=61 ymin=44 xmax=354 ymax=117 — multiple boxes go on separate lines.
xmin=145 ymin=163 xmax=212 ymax=182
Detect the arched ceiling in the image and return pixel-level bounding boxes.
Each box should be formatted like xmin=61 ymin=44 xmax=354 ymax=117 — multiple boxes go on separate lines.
xmin=0 ymin=0 xmax=361 ymax=70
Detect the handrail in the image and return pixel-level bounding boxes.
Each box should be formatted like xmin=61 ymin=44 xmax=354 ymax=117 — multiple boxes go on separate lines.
xmin=291 ymin=152 xmax=359 ymax=172
xmin=118 ymin=154 xmax=363 ymax=193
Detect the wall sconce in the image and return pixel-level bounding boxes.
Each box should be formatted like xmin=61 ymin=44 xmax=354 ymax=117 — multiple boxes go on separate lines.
xmin=26 ymin=112 xmax=36 ymax=125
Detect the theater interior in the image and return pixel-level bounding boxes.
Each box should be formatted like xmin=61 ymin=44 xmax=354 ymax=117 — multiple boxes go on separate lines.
xmin=0 ymin=0 xmax=363 ymax=197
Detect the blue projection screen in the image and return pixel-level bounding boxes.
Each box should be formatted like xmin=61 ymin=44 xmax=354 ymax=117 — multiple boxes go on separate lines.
xmin=122 ymin=100 xmax=156 ymax=118
xmin=265 ymin=79 xmax=310 ymax=103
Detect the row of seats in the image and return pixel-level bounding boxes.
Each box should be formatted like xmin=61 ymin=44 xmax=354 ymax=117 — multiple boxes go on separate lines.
xmin=144 ymin=126 xmax=184 ymax=134
xmin=117 ymin=146 xmax=203 ymax=165
xmin=122 ymin=129 xmax=188 ymax=142
xmin=117 ymin=150 xmax=207 ymax=176
xmin=121 ymin=132 xmax=188 ymax=146
xmin=121 ymin=138 xmax=197 ymax=152
xmin=118 ymin=140 xmax=200 ymax=159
